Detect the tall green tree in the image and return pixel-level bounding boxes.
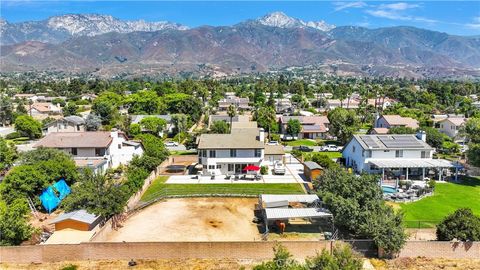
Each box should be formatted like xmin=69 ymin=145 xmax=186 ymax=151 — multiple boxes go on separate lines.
xmin=0 ymin=137 xmax=16 ymax=172
xmin=327 ymin=108 xmax=359 ymax=144
xmin=210 ymin=121 xmax=230 ymax=134
xmin=227 ymin=104 xmax=237 ymax=133
xmin=315 ymin=168 xmax=406 ymax=254
xmin=253 ymin=106 xmax=278 ymax=134
xmin=127 ymin=90 xmax=165 ymax=115
xmin=139 ymin=116 xmax=167 ymax=135
xmin=0 ymin=199 xmax=33 ymax=246
xmin=286 ymin=119 xmax=301 ymax=136
xmin=14 ymin=115 xmax=42 ymax=139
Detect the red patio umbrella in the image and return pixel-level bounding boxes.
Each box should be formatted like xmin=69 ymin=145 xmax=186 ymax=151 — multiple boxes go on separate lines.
xmin=243 ymin=165 xmax=260 ymax=171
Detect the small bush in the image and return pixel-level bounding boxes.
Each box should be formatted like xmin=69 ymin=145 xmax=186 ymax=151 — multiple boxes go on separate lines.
xmin=260 ymin=166 xmax=268 ymax=175
xmin=61 ymin=264 xmax=78 ymax=270
xmin=5 ymin=132 xmax=20 ymax=140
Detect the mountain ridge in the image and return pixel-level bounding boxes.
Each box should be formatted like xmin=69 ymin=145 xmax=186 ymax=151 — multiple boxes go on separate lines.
xmin=1 ymin=12 xmax=479 ymax=78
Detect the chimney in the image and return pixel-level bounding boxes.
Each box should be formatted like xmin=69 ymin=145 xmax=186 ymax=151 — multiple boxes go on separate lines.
xmin=110 ymin=128 xmax=118 ymax=138
xmin=416 ymin=130 xmax=426 ymax=142
xmin=259 ymin=128 xmax=265 ymax=142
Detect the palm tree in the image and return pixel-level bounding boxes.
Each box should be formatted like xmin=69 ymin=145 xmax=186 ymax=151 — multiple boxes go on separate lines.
xmin=227 ymin=104 xmax=237 ymax=133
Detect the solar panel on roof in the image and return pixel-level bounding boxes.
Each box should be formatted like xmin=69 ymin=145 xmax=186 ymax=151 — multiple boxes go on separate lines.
xmin=360 ymin=136 xmax=380 ymax=148
xmin=378 ymin=136 xmax=423 ymax=148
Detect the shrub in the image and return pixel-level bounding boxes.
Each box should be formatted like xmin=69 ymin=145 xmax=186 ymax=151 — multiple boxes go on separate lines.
xmin=260 ymin=166 xmax=268 ymax=175
xmin=5 ymin=132 xmax=20 ymax=140
xmin=436 ymin=208 xmax=480 ymax=241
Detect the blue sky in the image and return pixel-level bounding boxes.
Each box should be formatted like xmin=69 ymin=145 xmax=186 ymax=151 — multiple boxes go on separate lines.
xmin=1 ymin=1 xmax=479 ymax=36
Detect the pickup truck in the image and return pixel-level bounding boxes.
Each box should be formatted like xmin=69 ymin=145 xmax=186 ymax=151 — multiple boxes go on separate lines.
xmin=273 ymin=161 xmax=286 ymax=175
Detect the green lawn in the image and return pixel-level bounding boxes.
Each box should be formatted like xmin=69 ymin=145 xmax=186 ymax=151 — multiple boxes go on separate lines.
xmin=400 ymin=177 xmax=480 ymax=228
xmin=286 ymin=139 xmax=317 ymax=146
xmin=140 ymin=176 xmax=305 ymax=202
xmin=319 ymin=152 xmax=342 ymax=159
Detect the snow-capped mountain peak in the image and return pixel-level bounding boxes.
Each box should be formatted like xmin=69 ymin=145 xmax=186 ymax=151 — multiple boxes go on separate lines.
xmin=46 ymin=14 xmax=188 ymax=36
xmin=256 ymin=11 xmax=335 ymax=31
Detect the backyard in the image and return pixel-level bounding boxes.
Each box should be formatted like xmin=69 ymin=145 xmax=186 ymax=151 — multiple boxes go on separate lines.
xmin=140 ymin=176 xmax=305 ymax=203
xmin=400 ymin=176 xmax=480 ymax=228
xmin=286 ymin=139 xmax=317 ymax=146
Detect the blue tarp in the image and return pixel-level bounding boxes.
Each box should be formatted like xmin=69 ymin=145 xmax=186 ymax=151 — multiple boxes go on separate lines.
xmin=53 ymin=179 xmax=71 ymax=200
xmin=39 ymin=186 xmax=61 ymax=213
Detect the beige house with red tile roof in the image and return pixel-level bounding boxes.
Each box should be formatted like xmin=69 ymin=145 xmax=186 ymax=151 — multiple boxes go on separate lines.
xmin=279 ymin=115 xmax=330 ymax=139
xmin=375 ymin=115 xmax=419 ymax=130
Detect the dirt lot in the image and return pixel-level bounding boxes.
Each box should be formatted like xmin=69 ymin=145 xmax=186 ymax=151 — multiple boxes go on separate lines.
xmin=3 ymin=258 xmax=480 ymax=270
xmin=101 ymin=198 xmax=263 ymax=242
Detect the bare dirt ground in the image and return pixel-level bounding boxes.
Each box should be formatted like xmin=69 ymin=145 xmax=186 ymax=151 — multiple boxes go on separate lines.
xmin=3 ymin=258 xmax=480 ymax=270
xmin=406 ymin=228 xmax=437 ymax=241
xmin=101 ymin=198 xmax=263 ymax=242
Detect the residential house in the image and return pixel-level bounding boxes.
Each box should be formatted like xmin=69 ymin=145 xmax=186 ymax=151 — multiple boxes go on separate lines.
xmin=374 ymin=115 xmax=419 ymax=130
xmin=326 ymin=99 xmax=360 ymax=110
xmin=275 ymin=98 xmax=293 ymax=114
xmin=367 ymin=97 xmax=397 ymax=109
xmin=197 ymin=127 xmax=265 ymax=175
xmin=208 ymin=114 xmax=250 ymax=128
xmin=34 ymin=131 xmax=144 ymax=172
xmin=218 ymin=96 xmax=251 ymax=111
xmin=81 ymin=94 xmax=98 ymax=101
xmin=43 ymin=116 xmax=86 ymax=136
xmin=435 ymin=116 xmax=467 ymax=140
xmin=279 ymin=115 xmax=330 ymax=139
xmin=342 ymin=133 xmax=454 ymax=180
xmin=27 ymin=102 xmax=62 ymax=119
xmin=13 ymin=93 xmax=38 ymax=102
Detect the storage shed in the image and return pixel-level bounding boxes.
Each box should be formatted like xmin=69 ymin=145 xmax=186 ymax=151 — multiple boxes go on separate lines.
xmin=303 ymin=161 xmax=323 ymax=182
xmin=50 ymin=210 xmax=102 ymax=231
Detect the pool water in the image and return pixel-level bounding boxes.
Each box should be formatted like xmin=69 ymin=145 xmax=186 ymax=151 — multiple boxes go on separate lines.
xmin=382 ymin=186 xmax=397 ymax=194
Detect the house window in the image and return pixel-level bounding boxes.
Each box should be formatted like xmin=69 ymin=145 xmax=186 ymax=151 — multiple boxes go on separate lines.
xmin=77 ymin=125 xmax=81 ymax=131
xmin=230 ymin=149 xmax=237 ymax=157
xmin=95 ymin=148 xmax=106 ymax=156
xmin=208 ymin=165 xmax=215 ymax=169
xmin=254 ymin=149 xmax=261 ymax=157
xmin=365 ymin=150 xmax=372 ymax=158
xmin=228 ymin=164 xmax=234 ymax=171
xmin=352 ymin=146 xmax=356 ymax=153
xmin=209 ymin=150 xmax=216 ymax=158
xmin=384 ymin=150 xmax=390 ymax=152
xmin=71 ymin=148 xmax=77 ymax=155
xmin=216 ymin=164 xmax=221 ymax=169
xmin=395 ymin=150 xmax=403 ymax=158
xmin=118 ymin=144 xmax=122 ymax=149
xmin=203 ymin=165 xmax=207 ymax=169
xmin=202 ymin=150 xmax=207 ymax=157
xmin=421 ymin=151 xmax=428 ymax=158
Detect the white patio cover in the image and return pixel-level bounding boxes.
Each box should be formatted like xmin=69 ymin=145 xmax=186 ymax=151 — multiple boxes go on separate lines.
xmin=260 ymin=194 xmax=319 ymax=204
xmin=368 ymin=159 xmax=455 ymax=169
xmin=265 ymin=208 xmax=332 ymax=220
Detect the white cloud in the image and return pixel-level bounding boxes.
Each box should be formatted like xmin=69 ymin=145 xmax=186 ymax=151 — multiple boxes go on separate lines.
xmin=465 ymin=16 xmax=480 ymax=29
xmin=333 ymin=1 xmax=367 ymax=12
xmin=379 ymin=2 xmax=420 ymax=11
xmin=365 ymin=2 xmax=437 ymax=24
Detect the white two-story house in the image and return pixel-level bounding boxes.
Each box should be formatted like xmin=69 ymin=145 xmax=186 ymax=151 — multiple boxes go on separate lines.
xmin=342 ymin=133 xmax=454 ymax=181
xmin=197 ymin=127 xmax=265 ymax=175
xmin=435 ymin=117 xmax=466 ymax=141
xmin=34 ymin=131 xmax=144 ymax=173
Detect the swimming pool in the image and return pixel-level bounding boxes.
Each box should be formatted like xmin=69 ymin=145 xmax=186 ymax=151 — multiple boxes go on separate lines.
xmin=382 ymin=185 xmax=397 ymax=194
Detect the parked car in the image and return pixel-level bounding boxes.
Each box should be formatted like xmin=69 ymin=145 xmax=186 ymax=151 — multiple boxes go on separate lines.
xmin=281 ymin=134 xmax=298 ymax=141
xmin=321 ymin=144 xmax=342 ymax=152
xmin=164 ymin=141 xmax=179 ymax=147
xmin=273 ymin=161 xmax=286 ymax=175
xmin=267 ymin=141 xmax=279 ymax=145
xmin=293 ymin=145 xmax=313 ymax=152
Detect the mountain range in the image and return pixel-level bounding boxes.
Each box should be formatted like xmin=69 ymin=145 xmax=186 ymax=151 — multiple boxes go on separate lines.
xmin=1 ymin=12 xmax=479 ymax=78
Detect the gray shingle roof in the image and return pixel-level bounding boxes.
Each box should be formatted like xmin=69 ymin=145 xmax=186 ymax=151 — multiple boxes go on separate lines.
xmin=198 ymin=129 xmax=264 ymax=149
xmin=303 ymin=161 xmax=323 ymax=170
xmin=64 ymin=115 xmax=86 ymax=125
xmin=34 ymin=132 xmax=113 ymax=148
xmin=50 ymin=209 xmax=99 ymax=225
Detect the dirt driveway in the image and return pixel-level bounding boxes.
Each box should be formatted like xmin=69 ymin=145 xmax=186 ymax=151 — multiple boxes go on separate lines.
xmin=101 ymin=198 xmax=262 ymax=242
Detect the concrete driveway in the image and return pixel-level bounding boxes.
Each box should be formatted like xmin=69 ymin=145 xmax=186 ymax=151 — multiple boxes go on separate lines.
xmin=165 ymin=144 xmax=187 ymax=151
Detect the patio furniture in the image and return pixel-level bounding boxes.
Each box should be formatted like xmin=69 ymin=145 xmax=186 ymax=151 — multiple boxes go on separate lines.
xmin=225 ymin=174 xmax=231 ymax=180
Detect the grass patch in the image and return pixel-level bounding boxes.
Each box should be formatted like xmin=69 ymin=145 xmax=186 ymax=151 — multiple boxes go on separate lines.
xmin=286 ymin=139 xmax=317 ymax=147
xmin=400 ymin=177 xmax=480 ymax=228
xmin=170 ymin=150 xmax=197 ymax=156
xmin=319 ymin=152 xmax=342 ymax=159
xmin=140 ymin=177 xmax=305 ymax=202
